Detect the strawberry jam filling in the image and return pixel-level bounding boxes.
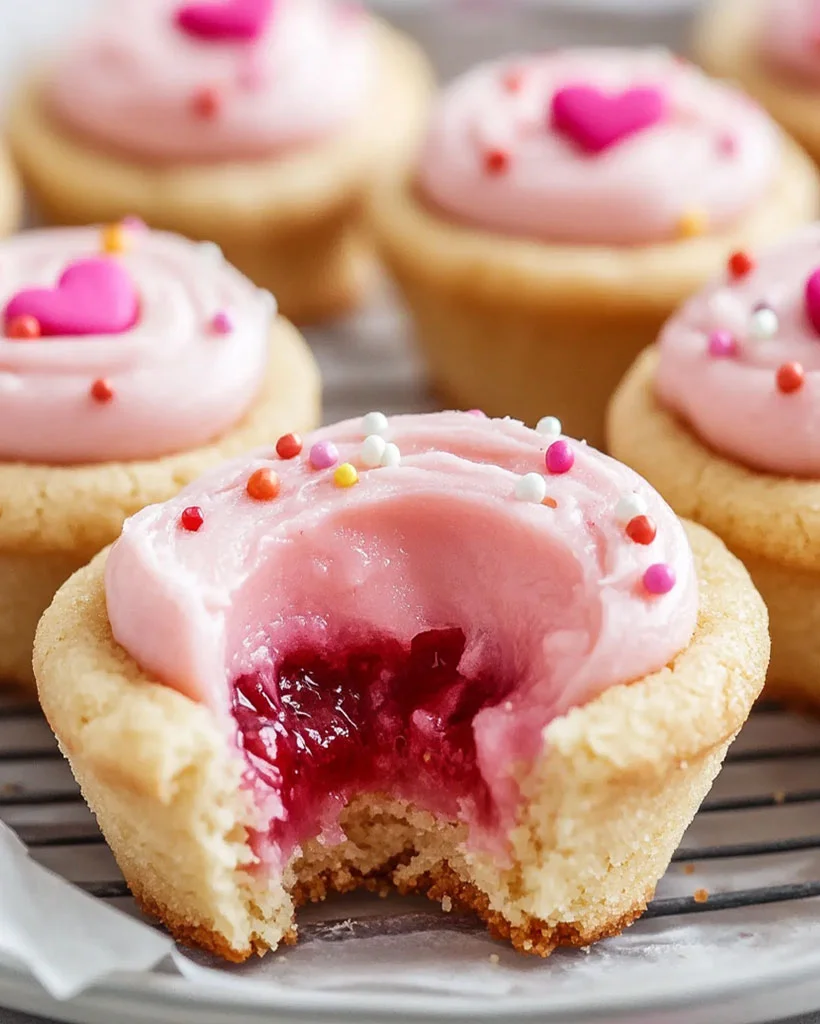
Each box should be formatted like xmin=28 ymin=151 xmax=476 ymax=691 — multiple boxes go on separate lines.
xmin=232 ymin=627 xmax=515 ymax=857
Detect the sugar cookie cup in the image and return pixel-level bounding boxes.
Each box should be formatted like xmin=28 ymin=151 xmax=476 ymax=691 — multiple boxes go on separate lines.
xmin=35 ymin=412 xmax=767 ymax=960
xmin=695 ymin=0 xmax=820 ymax=168
xmin=0 ymin=225 xmax=319 ymax=687
xmin=7 ymin=1 xmax=433 ymax=323
xmin=0 ymin=149 xmax=22 ymax=239
xmin=372 ymin=47 xmax=819 ymax=449
xmin=608 ymin=225 xmax=820 ymax=703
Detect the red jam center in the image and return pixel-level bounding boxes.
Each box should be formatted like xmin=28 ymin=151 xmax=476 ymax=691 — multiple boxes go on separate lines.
xmin=231 ymin=628 xmax=515 ymax=854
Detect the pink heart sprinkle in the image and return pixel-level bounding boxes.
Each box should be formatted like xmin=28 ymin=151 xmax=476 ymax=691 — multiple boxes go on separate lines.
xmin=175 ymin=0 xmax=275 ymax=43
xmin=551 ymin=84 xmax=667 ymax=155
xmin=4 ymin=258 xmax=139 ymax=337
xmin=805 ymin=267 xmax=820 ymax=336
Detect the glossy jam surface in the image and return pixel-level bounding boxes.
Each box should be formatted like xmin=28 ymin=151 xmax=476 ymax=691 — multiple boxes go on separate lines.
xmin=232 ymin=628 xmax=513 ymax=854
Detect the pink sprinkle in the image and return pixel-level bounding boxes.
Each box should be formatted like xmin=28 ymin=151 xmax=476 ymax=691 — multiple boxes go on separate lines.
xmin=211 ymin=310 xmax=233 ymax=334
xmin=643 ymin=563 xmax=676 ymax=595
xmin=467 ymin=409 xmax=487 ymax=417
xmin=121 ymin=215 xmax=147 ymax=231
xmin=309 ymin=441 xmax=339 ymax=470
xmin=717 ymin=131 xmax=737 ymax=157
xmin=545 ymin=439 xmax=574 ymax=474
xmin=707 ymin=330 xmax=737 ymax=358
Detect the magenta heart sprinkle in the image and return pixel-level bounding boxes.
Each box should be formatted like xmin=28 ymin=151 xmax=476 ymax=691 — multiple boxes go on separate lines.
xmin=175 ymin=0 xmax=275 ymax=43
xmin=551 ymin=84 xmax=668 ymax=155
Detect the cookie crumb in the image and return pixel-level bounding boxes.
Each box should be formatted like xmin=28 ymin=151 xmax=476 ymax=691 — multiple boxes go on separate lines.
xmin=773 ymin=790 xmax=786 ymax=805
xmin=682 ymin=863 xmax=695 ymax=875
xmin=441 ymin=895 xmax=453 ymax=912
xmin=489 ymin=953 xmax=500 ymax=965
xmin=693 ymin=888 xmax=709 ymax=904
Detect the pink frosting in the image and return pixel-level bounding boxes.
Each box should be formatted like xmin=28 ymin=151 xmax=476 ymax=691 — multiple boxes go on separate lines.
xmin=759 ymin=0 xmax=820 ymax=86
xmin=46 ymin=0 xmax=373 ymax=163
xmin=0 ymin=226 xmax=273 ymax=465
xmin=418 ymin=49 xmax=781 ymax=245
xmin=656 ymin=225 xmax=820 ymax=477
xmin=105 ymin=412 xmax=697 ymax=845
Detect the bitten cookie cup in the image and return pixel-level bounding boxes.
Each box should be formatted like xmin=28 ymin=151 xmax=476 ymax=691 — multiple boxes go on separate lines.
xmin=371 ymin=48 xmax=819 ymax=450
xmin=608 ymin=224 xmax=820 ymax=704
xmin=7 ymin=1 xmax=433 ymax=324
xmin=0 ymin=226 xmax=320 ymax=687
xmin=694 ymin=0 xmax=820 ymax=167
xmin=34 ymin=412 xmax=767 ymax=961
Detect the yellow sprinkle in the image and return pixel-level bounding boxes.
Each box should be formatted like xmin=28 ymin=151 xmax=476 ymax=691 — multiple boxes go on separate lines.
xmin=101 ymin=223 xmax=129 ymax=255
xmin=677 ymin=207 xmax=709 ymax=239
xmin=334 ymin=462 xmax=359 ymax=488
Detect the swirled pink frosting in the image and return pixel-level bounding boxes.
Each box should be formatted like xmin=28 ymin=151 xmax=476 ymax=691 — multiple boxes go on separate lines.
xmin=0 ymin=226 xmax=273 ymax=464
xmin=656 ymin=226 xmax=820 ymax=477
xmin=418 ymin=49 xmax=781 ymax=245
xmin=46 ymin=0 xmax=373 ymax=163
xmin=105 ymin=412 xmax=697 ymax=852
xmin=759 ymin=0 xmax=820 ymax=87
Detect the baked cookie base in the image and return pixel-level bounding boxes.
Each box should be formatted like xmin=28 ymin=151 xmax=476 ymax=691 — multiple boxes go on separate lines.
xmin=34 ymin=522 xmax=768 ymax=960
xmin=608 ymin=347 xmax=820 ymax=705
xmin=694 ymin=0 xmax=820 ymax=168
xmin=372 ymin=142 xmax=818 ymax=449
xmin=0 ymin=146 xmax=21 ymax=239
xmin=1 ymin=317 xmax=320 ymax=688
xmin=8 ymin=22 xmax=433 ymax=324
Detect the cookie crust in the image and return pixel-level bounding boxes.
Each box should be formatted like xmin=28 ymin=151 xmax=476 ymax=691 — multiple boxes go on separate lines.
xmin=34 ymin=521 xmax=768 ymax=960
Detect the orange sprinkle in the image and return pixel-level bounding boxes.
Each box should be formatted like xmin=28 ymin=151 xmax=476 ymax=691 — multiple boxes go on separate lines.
xmin=542 ymin=496 xmax=558 ymax=509
xmin=693 ymin=888 xmax=709 ymax=904
xmin=246 ymin=467 xmax=280 ymax=501
xmin=90 ymin=378 xmax=115 ymax=403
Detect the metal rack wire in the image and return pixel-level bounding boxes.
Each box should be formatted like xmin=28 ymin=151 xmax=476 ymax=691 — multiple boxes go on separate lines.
xmin=2 ymin=691 xmax=820 ymax=939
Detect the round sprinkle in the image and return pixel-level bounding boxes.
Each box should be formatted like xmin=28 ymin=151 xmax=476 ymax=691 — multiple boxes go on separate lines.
xmin=748 ymin=306 xmax=778 ymax=341
xmin=542 ymin=496 xmax=558 ymax=509
xmin=275 ymin=432 xmax=302 ymax=460
xmin=502 ymin=68 xmax=524 ymax=92
xmin=90 ymin=378 xmax=115 ymax=403
xmin=381 ymin=442 xmax=401 ymax=468
xmin=545 ymin=439 xmax=574 ymax=475
xmin=716 ymin=131 xmax=737 ymax=157
xmin=309 ymin=441 xmax=339 ymax=470
xmin=211 ymin=310 xmax=233 ymax=334
xmin=6 ymin=315 xmax=41 ymax=340
xmin=361 ymin=411 xmax=389 ymax=437
xmin=535 ymin=415 xmax=562 ymax=438
xmin=199 ymin=241 xmax=223 ymax=264
xmin=360 ymin=434 xmax=387 ymax=468
xmin=515 ymin=473 xmax=547 ymax=503
xmin=615 ymin=492 xmax=648 ymax=524
xmin=467 ymin=408 xmax=487 ymax=417
xmin=707 ymin=329 xmax=737 ymax=358
xmin=101 ymin=223 xmax=129 ymax=255
xmin=191 ymin=85 xmax=221 ymax=119
xmin=180 ymin=506 xmax=204 ymax=532
xmin=246 ymin=467 xmax=280 ymax=501
xmin=334 ymin=462 xmax=359 ymax=488
xmin=643 ymin=563 xmax=676 ymax=595
xmin=121 ymin=215 xmax=147 ymax=232
xmin=484 ymin=148 xmax=510 ymax=175
xmin=727 ymin=250 xmax=755 ymax=279
xmin=677 ymin=207 xmax=708 ymax=239
xmin=626 ymin=515 xmax=657 ymax=545
xmin=776 ymin=361 xmax=805 ymax=394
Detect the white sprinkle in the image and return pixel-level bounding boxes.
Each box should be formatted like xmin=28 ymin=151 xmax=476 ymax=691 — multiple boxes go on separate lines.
xmin=489 ymin=953 xmax=500 ymax=965
xmin=360 ymin=434 xmax=386 ymax=468
xmin=748 ymin=307 xmax=778 ymax=341
xmin=199 ymin=241 xmax=223 ymax=264
xmin=504 ymin=701 xmax=513 ymax=712
xmin=441 ymin=896 xmax=453 ymax=913
xmin=0 ymin=373 xmax=22 ymax=393
xmin=535 ymin=415 xmax=562 ymax=438
xmin=515 ymin=473 xmax=547 ymax=503
xmin=614 ymin=492 xmax=648 ymax=524
xmin=362 ymin=411 xmax=389 ymax=437
xmin=381 ymin=442 xmax=401 ymax=468
xmin=259 ymin=289 xmax=277 ymax=316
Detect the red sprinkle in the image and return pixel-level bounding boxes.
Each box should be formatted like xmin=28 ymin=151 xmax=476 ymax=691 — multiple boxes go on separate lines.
xmin=180 ymin=506 xmax=204 ymax=532
xmin=484 ymin=148 xmax=510 ymax=175
xmin=275 ymin=432 xmax=303 ymax=460
xmin=776 ymin=361 xmax=805 ymax=394
xmin=626 ymin=515 xmax=657 ymax=545
xmin=6 ymin=315 xmax=41 ymax=340
xmin=502 ymin=69 xmax=524 ymax=92
xmin=89 ymin=378 xmax=115 ymax=403
xmin=727 ymin=250 xmax=755 ymax=279
xmin=191 ymin=86 xmax=221 ymax=119
xmin=246 ymin=467 xmax=280 ymax=501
